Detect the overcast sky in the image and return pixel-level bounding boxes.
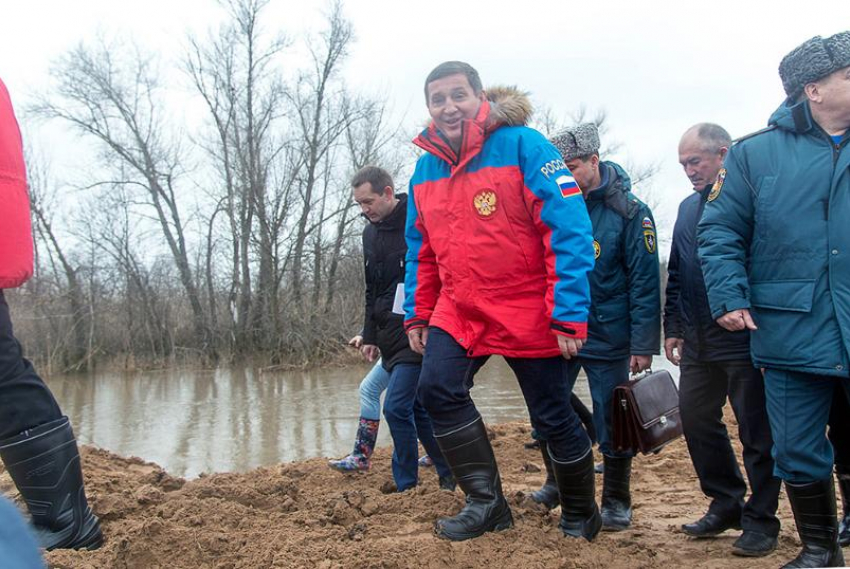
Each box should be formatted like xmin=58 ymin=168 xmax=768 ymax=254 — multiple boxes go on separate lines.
xmin=2 ymin=0 xmax=847 ymax=255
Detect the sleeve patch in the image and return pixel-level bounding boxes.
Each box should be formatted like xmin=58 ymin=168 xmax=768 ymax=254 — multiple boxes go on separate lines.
xmin=643 ymin=229 xmax=656 ymax=253
xmin=556 ymin=175 xmax=582 ymax=198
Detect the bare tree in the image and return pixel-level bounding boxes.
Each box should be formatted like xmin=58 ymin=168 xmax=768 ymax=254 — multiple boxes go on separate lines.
xmin=26 ymin=153 xmax=89 ymax=370
xmin=30 ymin=38 xmax=211 ymax=354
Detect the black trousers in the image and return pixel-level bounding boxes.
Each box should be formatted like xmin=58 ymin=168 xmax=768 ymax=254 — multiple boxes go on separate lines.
xmin=679 ymin=359 xmax=781 ymax=536
xmin=0 ymin=290 xmax=62 ymax=441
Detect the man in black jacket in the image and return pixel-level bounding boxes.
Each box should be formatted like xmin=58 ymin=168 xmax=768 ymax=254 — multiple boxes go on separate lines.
xmin=352 ymin=166 xmax=453 ymax=492
xmin=664 ymin=123 xmax=780 ymax=557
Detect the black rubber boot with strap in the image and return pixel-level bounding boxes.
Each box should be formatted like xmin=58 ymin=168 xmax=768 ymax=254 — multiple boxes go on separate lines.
xmin=782 ymin=479 xmax=844 ymax=568
xmin=0 ymin=416 xmax=103 ymax=551
xmin=601 ymin=455 xmax=632 ymax=531
xmin=432 ymin=417 xmax=513 ymax=541
xmin=550 ymin=446 xmax=602 ymax=541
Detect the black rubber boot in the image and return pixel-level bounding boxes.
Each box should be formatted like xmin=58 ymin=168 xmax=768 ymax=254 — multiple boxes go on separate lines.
xmin=0 ymin=417 xmax=103 ymax=551
xmin=837 ymin=466 xmax=850 ymax=547
xmin=550 ymin=447 xmax=602 ymax=541
xmin=530 ymin=441 xmax=559 ymax=510
xmin=601 ymin=455 xmax=632 ymax=531
xmin=782 ymin=479 xmax=845 ymax=568
xmin=432 ymin=417 xmax=513 ymax=541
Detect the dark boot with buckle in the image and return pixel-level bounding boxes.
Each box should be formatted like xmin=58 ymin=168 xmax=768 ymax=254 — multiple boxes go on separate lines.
xmin=0 ymin=417 xmax=103 ymax=551
xmin=432 ymin=417 xmax=513 ymax=541
xmin=601 ymin=455 xmax=632 ymax=531
xmin=550 ymin=447 xmax=602 ymax=541
xmin=530 ymin=441 xmax=559 ymax=510
xmin=782 ymin=479 xmax=845 ymax=568
xmin=837 ymin=466 xmax=850 ymax=547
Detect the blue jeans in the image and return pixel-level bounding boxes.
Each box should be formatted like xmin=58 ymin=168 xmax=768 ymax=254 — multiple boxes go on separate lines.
xmin=0 ymin=497 xmax=44 ymax=568
xmin=359 ymin=359 xmax=390 ymax=420
xmin=764 ymin=368 xmax=850 ymax=483
xmin=383 ymin=363 xmax=452 ymax=490
xmin=418 ymin=327 xmax=591 ymax=463
xmin=566 ymin=357 xmax=633 ymax=458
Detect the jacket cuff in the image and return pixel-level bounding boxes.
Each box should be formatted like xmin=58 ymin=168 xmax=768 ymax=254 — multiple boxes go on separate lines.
xmin=630 ymin=348 xmax=660 ymax=356
xmin=404 ymin=319 xmax=429 ymax=333
xmin=663 ymin=324 xmax=682 ymax=339
xmin=711 ymin=298 xmax=751 ymax=321
xmin=550 ymin=321 xmax=588 ymax=339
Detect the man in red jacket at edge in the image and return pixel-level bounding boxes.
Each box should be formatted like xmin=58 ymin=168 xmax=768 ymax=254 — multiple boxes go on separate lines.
xmin=0 ymin=78 xmax=103 ymax=551
xmin=404 ymin=61 xmax=598 ymax=541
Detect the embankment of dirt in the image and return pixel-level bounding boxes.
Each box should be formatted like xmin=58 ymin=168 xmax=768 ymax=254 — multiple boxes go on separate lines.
xmin=1 ymin=421 xmax=803 ymax=569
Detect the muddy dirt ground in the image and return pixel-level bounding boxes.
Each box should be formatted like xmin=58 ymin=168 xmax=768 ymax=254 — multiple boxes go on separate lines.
xmin=1 ymin=420 xmax=811 ymax=568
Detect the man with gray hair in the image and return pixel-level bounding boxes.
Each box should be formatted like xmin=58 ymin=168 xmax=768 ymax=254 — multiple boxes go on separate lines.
xmin=698 ymin=31 xmax=850 ymax=568
xmin=666 ymin=123 xmax=780 ymax=557
xmin=548 ymin=122 xmax=661 ymax=533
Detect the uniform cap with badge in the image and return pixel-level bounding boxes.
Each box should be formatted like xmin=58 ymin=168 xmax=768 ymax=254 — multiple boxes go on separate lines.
xmin=779 ymin=30 xmax=850 ymax=99
xmin=550 ymin=122 xmax=601 ymax=162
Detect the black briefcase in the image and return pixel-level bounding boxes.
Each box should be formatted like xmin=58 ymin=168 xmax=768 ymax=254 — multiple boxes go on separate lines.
xmin=612 ymin=369 xmax=683 ymax=455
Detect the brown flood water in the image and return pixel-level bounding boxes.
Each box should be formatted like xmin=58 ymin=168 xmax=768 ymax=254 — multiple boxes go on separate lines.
xmin=45 ymin=356 xmax=678 ymax=478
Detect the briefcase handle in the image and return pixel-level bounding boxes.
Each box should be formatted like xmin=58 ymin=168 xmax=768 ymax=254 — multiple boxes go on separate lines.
xmin=628 ymin=368 xmax=653 ymax=382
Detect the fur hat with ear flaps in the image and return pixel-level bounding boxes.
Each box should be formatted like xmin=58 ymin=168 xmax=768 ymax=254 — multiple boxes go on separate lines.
xmin=779 ymin=31 xmax=850 ymax=99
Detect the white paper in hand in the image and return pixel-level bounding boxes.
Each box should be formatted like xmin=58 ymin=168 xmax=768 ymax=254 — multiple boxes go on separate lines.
xmin=392 ymin=283 xmax=405 ymax=315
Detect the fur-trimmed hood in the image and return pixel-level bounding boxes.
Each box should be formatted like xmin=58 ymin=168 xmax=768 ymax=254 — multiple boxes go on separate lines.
xmin=484 ymin=85 xmax=532 ymax=128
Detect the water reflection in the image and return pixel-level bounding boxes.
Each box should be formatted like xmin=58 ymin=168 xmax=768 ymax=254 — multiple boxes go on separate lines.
xmin=45 ymin=357 xmax=679 ymax=478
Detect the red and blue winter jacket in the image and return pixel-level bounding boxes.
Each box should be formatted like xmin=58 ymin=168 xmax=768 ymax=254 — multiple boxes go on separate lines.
xmin=403 ymin=87 xmax=595 ymax=358
xmin=0 ymin=78 xmax=33 ymax=289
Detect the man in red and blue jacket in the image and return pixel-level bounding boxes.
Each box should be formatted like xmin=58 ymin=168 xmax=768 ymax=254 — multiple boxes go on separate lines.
xmin=404 ymin=61 xmax=598 ymax=542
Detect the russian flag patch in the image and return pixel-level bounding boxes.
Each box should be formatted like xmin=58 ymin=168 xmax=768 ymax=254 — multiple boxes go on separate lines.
xmin=556 ymin=175 xmax=581 ymax=198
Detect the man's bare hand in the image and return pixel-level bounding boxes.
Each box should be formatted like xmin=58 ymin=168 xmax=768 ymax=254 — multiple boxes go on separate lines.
xmin=664 ymin=338 xmax=684 ymax=366
xmin=408 ymin=328 xmax=429 ymax=355
xmin=630 ymin=354 xmax=653 ymax=374
xmin=348 ymin=335 xmax=364 ymax=349
xmin=557 ymin=335 xmax=584 ymax=359
xmin=360 ymin=344 xmax=379 ymax=362
xmin=716 ymin=309 xmax=757 ymax=332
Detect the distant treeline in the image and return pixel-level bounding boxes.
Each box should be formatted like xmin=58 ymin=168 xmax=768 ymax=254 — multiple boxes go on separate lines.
xmin=10 ymin=0 xmax=664 ymax=374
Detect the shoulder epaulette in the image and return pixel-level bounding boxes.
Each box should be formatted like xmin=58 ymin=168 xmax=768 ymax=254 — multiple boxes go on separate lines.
xmin=732 ymin=125 xmax=778 ymax=145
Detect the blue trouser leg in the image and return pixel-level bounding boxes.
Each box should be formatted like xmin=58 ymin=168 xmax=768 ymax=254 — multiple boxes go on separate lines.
xmin=383 ymin=363 xmax=427 ymax=491
xmin=578 ymin=357 xmax=632 ymax=458
xmin=506 ymin=355 xmax=591 ymax=463
xmin=763 ymin=368 xmax=844 ymax=483
xmin=417 ymin=327 xmax=589 ymax=463
xmin=358 ymin=359 xmax=390 ymax=421
xmin=417 ymin=328 xmax=489 ymax=434
xmin=411 ymin=396 xmax=453 ymax=480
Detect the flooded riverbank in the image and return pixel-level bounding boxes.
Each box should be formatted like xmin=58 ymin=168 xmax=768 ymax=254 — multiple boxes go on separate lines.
xmin=46 ymin=357 xmax=675 ymax=478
